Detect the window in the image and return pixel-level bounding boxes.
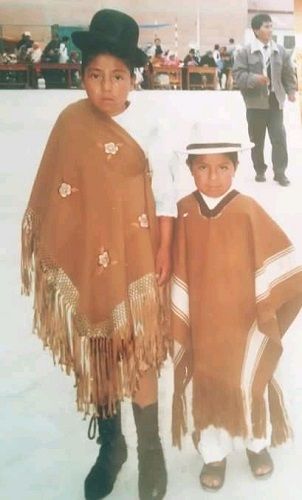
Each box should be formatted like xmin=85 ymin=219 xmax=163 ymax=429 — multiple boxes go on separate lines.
xmin=284 ymin=36 xmax=295 ymax=50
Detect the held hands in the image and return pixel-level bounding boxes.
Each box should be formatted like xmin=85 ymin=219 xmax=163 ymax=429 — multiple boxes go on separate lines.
xmin=288 ymin=93 xmax=296 ymax=102
xmin=155 ymin=246 xmax=172 ymax=286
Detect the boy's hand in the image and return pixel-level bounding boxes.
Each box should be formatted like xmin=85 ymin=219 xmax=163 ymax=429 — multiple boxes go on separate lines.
xmin=155 ymin=246 xmax=171 ymax=286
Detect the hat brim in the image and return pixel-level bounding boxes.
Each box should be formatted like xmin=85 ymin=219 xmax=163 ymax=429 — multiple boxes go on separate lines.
xmin=71 ymin=31 xmax=147 ymax=67
xmin=177 ymin=142 xmax=254 ymax=155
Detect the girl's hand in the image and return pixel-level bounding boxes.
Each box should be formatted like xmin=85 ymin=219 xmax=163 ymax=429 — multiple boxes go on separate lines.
xmin=155 ymin=246 xmax=171 ymax=286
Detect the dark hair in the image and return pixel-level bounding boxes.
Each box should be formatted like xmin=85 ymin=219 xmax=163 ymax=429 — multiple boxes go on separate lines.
xmin=229 ymin=38 xmax=234 ymax=44
xmin=186 ymin=151 xmax=238 ymax=170
xmin=214 ymin=44 xmax=219 ymax=50
xmin=251 ymin=14 xmax=272 ymax=31
xmin=81 ymin=49 xmax=135 ymax=76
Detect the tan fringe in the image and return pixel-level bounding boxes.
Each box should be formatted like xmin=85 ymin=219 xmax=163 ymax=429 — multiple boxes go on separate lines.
xmin=251 ymin=393 xmax=267 ymax=439
xmin=172 ymin=392 xmax=188 ymax=449
xmin=268 ymin=380 xmax=293 ymax=446
xmin=21 ymin=208 xmax=168 ymax=417
xmin=192 ymin=376 xmax=249 ymax=439
xmin=21 ymin=209 xmax=36 ymax=295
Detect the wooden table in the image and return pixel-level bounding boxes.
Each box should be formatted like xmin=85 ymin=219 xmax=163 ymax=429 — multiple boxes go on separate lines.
xmin=150 ymin=66 xmax=183 ymax=90
xmin=185 ymin=66 xmax=218 ymax=90
xmin=33 ymin=63 xmax=81 ymax=88
xmin=0 ymin=63 xmax=30 ymax=88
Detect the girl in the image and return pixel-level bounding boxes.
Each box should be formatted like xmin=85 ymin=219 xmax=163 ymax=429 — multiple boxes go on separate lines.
xmin=21 ymin=9 xmax=175 ymax=500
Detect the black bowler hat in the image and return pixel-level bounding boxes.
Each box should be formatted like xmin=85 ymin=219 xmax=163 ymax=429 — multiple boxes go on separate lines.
xmin=71 ymin=9 xmax=147 ymax=67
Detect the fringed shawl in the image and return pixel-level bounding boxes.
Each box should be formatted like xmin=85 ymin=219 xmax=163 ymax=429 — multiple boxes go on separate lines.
xmin=21 ymin=99 xmax=167 ymax=416
xmin=171 ymin=191 xmax=302 ymax=448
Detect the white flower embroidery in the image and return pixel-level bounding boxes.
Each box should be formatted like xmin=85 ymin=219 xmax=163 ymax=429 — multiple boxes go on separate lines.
xmin=58 ymin=182 xmax=72 ymax=198
xmin=98 ymin=249 xmax=110 ymax=268
xmin=138 ymin=213 xmax=149 ymax=228
xmin=104 ymin=142 xmax=119 ymax=155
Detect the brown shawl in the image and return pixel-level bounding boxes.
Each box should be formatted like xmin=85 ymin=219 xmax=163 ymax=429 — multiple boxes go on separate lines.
xmin=21 ymin=99 xmax=167 ymax=416
xmin=172 ymin=190 xmax=302 ymax=448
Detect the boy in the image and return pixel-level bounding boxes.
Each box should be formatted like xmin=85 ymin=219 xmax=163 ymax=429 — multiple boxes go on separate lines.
xmin=171 ymin=139 xmax=302 ymax=491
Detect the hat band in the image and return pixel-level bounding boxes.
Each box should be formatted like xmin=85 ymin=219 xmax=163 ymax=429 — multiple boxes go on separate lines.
xmin=87 ymin=31 xmax=137 ymax=49
xmin=187 ymin=142 xmax=241 ymax=151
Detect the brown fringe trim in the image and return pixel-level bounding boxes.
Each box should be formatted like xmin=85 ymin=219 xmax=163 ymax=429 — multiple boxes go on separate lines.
xmin=192 ymin=376 xmax=249 ymax=440
xmin=172 ymin=392 xmax=188 ymax=449
xmin=173 ymin=374 xmax=292 ymax=448
xmin=21 ymin=209 xmax=168 ymax=417
xmin=251 ymin=393 xmax=267 ymax=439
xmin=269 ymin=379 xmax=293 ymax=446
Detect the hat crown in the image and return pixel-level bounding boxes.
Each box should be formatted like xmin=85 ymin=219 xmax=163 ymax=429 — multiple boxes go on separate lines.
xmin=89 ymin=9 xmax=139 ymax=47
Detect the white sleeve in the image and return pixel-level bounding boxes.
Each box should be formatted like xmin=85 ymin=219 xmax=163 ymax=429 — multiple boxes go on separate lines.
xmin=147 ymin=117 xmax=177 ymax=217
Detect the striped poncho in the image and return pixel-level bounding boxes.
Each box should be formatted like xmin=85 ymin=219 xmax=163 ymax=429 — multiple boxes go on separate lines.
xmin=172 ymin=190 xmax=302 ymax=448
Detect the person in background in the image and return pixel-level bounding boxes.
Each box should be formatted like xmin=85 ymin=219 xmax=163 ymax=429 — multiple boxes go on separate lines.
xmin=28 ymin=42 xmax=42 ymax=64
xmin=199 ymin=50 xmax=217 ymax=68
xmin=59 ymin=36 xmax=69 ymax=63
xmin=183 ymin=48 xmax=199 ymax=66
xmin=16 ymin=31 xmax=33 ymax=52
xmin=42 ymin=33 xmax=60 ymax=62
xmin=17 ymin=32 xmax=33 ymax=62
xmin=233 ymin=13 xmax=297 ymax=186
xmin=152 ymin=37 xmax=164 ymax=58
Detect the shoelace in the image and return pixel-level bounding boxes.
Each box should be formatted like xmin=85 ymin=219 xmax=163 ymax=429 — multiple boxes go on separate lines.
xmin=88 ymin=414 xmax=101 ymax=443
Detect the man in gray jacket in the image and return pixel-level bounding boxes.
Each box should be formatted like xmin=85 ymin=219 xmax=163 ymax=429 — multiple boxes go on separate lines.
xmin=233 ymin=13 xmax=297 ymax=186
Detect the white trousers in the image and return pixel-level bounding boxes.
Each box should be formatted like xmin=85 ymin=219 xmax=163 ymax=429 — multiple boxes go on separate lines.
xmin=199 ymin=425 xmax=272 ymax=464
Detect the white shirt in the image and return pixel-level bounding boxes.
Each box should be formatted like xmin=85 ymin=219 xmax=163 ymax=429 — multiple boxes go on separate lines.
xmin=250 ymin=37 xmax=279 ymax=91
xmin=112 ymin=100 xmax=177 ymax=217
xmin=59 ymin=43 xmax=69 ymax=63
xmin=200 ymin=187 xmax=233 ymax=209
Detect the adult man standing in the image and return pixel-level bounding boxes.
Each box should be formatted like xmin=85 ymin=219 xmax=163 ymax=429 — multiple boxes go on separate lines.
xmin=233 ymin=14 xmax=297 ymax=186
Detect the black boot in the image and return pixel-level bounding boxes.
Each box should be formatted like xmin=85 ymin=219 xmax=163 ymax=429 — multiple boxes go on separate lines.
xmin=84 ymin=404 xmax=127 ymax=500
xmin=132 ymin=402 xmax=167 ymax=500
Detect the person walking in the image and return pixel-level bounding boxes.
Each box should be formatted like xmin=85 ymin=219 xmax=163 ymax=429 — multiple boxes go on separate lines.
xmin=233 ymin=13 xmax=297 ymax=186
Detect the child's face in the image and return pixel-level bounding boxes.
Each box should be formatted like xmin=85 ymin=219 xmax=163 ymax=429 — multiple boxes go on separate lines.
xmin=189 ymin=153 xmax=236 ymax=198
xmin=83 ymin=53 xmax=135 ymax=116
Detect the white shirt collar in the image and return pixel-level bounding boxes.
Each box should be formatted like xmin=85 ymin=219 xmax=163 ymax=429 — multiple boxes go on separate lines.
xmin=199 ymin=187 xmax=233 ymax=209
xmin=250 ymin=37 xmax=279 ymax=54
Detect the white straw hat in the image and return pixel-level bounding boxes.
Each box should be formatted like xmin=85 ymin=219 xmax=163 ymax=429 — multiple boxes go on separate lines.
xmin=181 ymin=141 xmax=254 ymax=155
xmin=177 ymin=122 xmax=254 ymax=155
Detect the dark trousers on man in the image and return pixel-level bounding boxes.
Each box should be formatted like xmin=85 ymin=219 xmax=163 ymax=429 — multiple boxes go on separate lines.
xmin=246 ymin=93 xmax=288 ymax=176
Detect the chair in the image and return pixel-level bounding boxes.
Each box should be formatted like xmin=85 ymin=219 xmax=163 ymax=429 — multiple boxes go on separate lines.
xmin=186 ymin=66 xmax=218 ymax=90
xmin=151 ymin=66 xmax=182 ymax=90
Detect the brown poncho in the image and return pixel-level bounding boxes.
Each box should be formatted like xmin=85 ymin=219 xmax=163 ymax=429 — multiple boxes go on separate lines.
xmin=21 ymin=99 xmax=167 ymax=416
xmin=172 ymin=190 xmax=302 ymax=448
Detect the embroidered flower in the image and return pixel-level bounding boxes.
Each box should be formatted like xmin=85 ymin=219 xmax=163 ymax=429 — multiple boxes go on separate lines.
xmin=104 ymin=142 xmax=119 ymax=156
xmin=138 ymin=213 xmax=149 ymax=228
xmin=98 ymin=249 xmax=110 ymax=269
xmin=58 ymin=182 xmax=72 ymax=198
xmin=58 ymin=182 xmax=79 ymax=198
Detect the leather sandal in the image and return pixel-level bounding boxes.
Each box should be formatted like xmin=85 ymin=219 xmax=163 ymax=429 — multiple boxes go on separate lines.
xmin=199 ymin=458 xmax=227 ymax=492
xmin=246 ymin=448 xmax=274 ymax=479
